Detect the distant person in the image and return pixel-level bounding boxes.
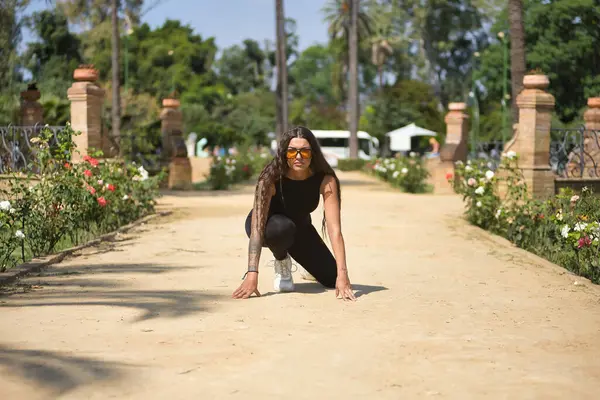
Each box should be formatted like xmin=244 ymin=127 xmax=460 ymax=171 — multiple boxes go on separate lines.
xmin=232 ymin=126 xmax=355 ymax=301
xmin=426 ymin=138 xmax=440 ymax=158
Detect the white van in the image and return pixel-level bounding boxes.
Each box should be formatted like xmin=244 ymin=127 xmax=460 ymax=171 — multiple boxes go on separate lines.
xmin=311 ymin=130 xmax=380 ymax=168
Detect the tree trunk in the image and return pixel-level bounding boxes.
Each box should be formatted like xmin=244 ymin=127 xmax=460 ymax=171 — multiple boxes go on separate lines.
xmin=111 ymin=0 xmax=122 ymax=155
xmin=275 ymin=0 xmax=288 ymax=140
xmin=508 ymin=0 xmax=526 ymax=123
xmin=348 ymin=0 xmax=359 ymax=159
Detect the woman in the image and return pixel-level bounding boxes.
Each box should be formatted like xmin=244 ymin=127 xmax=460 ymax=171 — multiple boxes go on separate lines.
xmin=232 ymin=126 xmax=356 ymax=301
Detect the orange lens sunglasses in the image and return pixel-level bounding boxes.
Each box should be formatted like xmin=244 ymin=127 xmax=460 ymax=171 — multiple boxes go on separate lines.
xmin=286 ymin=147 xmax=312 ymax=159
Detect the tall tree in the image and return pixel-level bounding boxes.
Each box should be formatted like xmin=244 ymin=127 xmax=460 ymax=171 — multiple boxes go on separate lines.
xmin=323 ymin=0 xmax=372 ymax=103
xmin=275 ymin=0 xmax=288 ymax=140
xmin=58 ymin=0 xmax=145 ymax=152
xmin=111 ymin=0 xmax=121 ymax=152
xmin=508 ymin=0 xmax=526 ymax=123
xmin=22 ymin=8 xmax=82 ymax=97
xmin=348 ymin=0 xmax=359 ymax=158
xmin=0 ymin=0 xmax=29 ymax=92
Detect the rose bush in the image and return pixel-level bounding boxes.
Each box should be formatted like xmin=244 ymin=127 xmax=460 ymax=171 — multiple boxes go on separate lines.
xmin=206 ymin=148 xmax=272 ymax=190
xmin=0 ymin=124 xmax=163 ymax=272
xmin=366 ymin=152 xmax=430 ymax=193
xmin=451 ymin=151 xmax=600 ymax=283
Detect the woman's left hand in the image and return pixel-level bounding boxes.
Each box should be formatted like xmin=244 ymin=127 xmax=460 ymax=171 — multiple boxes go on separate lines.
xmin=335 ymin=272 xmax=356 ymax=301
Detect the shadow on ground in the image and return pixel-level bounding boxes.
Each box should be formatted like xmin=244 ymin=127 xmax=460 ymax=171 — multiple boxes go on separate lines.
xmin=0 ymin=288 xmax=221 ymax=322
xmin=261 ymin=283 xmax=388 ymax=298
xmin=337 ymin=178 xmax=381 ymax=188
xmin=41 ymin=262 xmax=199 ymax=276
xmin=0 ymin=343 xmax=132 ymax=397
xmin=0 ymin=263 xmax=221 ymax=322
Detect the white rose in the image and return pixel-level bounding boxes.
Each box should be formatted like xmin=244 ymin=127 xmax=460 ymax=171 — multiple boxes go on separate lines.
xmin=0 ymin=200 xmax=10 ymax=211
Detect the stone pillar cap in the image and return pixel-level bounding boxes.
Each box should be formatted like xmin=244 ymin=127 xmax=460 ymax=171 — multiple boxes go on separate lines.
xmin=162 ymin=98 xmax=181 ymax=108
xmin=448 ymin=102 xmax=467 ymax=111
xmin=588 ymin=97 xmax=600 ymax=108
xmin=523 ymin=74 xmax=549 ymax=90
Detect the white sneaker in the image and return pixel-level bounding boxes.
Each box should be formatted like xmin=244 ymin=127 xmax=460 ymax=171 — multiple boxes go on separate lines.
xmin=298 ymin=265 xmax=317 ymax=282
xmin=273 ymin=255 xmax=295 ymax=292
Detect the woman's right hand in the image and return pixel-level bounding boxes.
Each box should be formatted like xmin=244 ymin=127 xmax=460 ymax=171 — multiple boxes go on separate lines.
xmin=232 ymin=272 xmax=261 ymax=299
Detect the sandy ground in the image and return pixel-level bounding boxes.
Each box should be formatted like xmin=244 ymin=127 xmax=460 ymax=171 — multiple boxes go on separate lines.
xmin=1 ymin=171 xmax=599 ymax=400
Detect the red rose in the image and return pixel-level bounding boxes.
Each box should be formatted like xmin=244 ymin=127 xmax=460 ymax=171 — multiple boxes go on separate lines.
xmin=84 ymin=169 xmax=92 ymax=177
xmin=106 ymin=184 xmax=115 ymax=192
xmin=445 ymin=172 xmax=453 ymax=180
xmin=83 ymin=155 xmax=99 ymax=167
xmin=577 ymin=236 xmax=592 ymax=249
xmin=97 ymin=197 xmax=107 ymax=207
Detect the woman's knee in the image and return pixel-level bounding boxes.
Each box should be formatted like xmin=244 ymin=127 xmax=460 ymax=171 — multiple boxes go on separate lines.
xmin=265 ymin=214 xmax=296 ymax=249
xmin=245 ymin=212 xmax=296 ymax=246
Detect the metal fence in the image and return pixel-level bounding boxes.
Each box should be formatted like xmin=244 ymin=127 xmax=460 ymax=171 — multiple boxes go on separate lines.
xmin=468 ymin=141 xmax=505 ymax=171
xmin=550 ymin=126 xmax=600 ymax=178
xmin=0 ymin=124 xmax=66 ymax=174
xmin=0 ymin=125 xmax=164 ymax=175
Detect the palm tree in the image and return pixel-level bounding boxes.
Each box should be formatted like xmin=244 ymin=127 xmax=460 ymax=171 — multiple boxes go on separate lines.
xmin=508 ymin=0 xmax=526 ymax=123
xmin=348 ymin=0 xmax=359 ymax=159
xmin=323 ymin=0 xmax=371 ymax=103
xmin=368 ymin=0 xmax=403 ymax=90
xmin=111 ymin=0 xmax=121 ymax=154
xmin=275 ymin=0 xmax=288 ymax=140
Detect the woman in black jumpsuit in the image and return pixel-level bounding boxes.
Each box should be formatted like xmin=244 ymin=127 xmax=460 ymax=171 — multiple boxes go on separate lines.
xmin=233 ymin=126 xmax=355 ymax=301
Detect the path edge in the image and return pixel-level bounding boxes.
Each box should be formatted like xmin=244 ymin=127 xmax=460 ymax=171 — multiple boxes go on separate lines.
xmin=460 ymin=216 xmax=599 ymax=289
xmin=0 ymin=210 xmax=173 ymax=286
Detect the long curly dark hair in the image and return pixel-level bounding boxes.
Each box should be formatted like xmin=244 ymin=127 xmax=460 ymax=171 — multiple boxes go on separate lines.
xmin=255 ymin=126 xmax=341 ymax=237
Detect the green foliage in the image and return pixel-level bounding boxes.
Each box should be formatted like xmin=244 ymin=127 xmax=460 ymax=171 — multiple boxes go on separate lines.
xmin=0 ymin=125 xmax=163 ymax=271
xmin=206 ymin=149 xmax=272 ymax=190
xmin=0 ymin=94 xmax=20 ymax=125
xmin=476 ymin=0 xmax=600 ymax=125
xmin=289 ymin=44 xmax=338 ymax=104
xmin=452 ymin=153 xmax=600 ymax=283
xmin=338 ymin=158 xmax=367 ymax=171
xmin=125 ymin=20 xmax=218 ymax=101
xmin=363 ymin=80 xmax=444 ymax=142
xmin=22 ymin=8 xmax=82 ymax=81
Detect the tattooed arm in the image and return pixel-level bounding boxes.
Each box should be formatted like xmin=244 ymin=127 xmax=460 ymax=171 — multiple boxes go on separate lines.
xmin=233 ymin=178 xmax=275 ymax=299
xmin=247 ymin=179 xmax=275 ymax=272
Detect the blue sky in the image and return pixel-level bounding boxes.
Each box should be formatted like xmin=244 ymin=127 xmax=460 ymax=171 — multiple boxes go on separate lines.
xmin=23 ymin=0 xmax=331 ymax=52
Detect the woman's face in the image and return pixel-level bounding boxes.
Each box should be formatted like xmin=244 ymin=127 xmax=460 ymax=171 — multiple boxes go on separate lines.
xmin=286 ymin=137 xmax=312 ymax=172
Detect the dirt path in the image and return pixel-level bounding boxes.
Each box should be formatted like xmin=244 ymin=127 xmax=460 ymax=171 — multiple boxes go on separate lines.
xmin=1 ymin=171 xmax=599 ymax=399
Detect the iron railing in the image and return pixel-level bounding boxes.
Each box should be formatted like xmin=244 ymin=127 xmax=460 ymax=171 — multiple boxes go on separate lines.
xmin=0 ymin=124 xmax=66 ymax=174
xmin=550 ymin=126 xmax=600 ymax=178
xmin=468 ymin=141 xmax=505 ymax=171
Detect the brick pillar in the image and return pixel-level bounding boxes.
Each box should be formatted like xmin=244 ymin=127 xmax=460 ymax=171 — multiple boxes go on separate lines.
xmin=582 ymin=98 xmax=600 ymax=177
xmin=160 ymin=98 xmax=192 ymax=190
xmin=20 ymin=85 xmax=44 ymax=126
xmin=585 ymin=98 xmax=600 ymax=131
xmin=513 ymin=74 xmax=556 ymax=198
xmin=67 ymin=66 xmax=105 ymax=163
xmin=428 ymin=102 xmax=469 ymax=194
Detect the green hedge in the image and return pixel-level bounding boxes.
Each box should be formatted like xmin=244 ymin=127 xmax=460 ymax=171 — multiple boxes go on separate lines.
xmin=337 ymin=158 xmax=367 ymax=171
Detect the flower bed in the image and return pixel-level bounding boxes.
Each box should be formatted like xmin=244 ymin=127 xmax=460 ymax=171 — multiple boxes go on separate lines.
xmin=0 ymin=125 xmax=163 ymax=272
xmin=450 ymin=152 xmax=600 ymax=283
xmin=365 ymin=153 xmax=430 ymax=193
xmin=206 ymin=148 xmax=272 ymax=190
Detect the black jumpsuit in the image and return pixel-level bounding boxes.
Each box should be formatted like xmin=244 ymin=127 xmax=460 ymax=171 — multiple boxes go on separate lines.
xmin=245 ymin=172 xmax=338 ymax=288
